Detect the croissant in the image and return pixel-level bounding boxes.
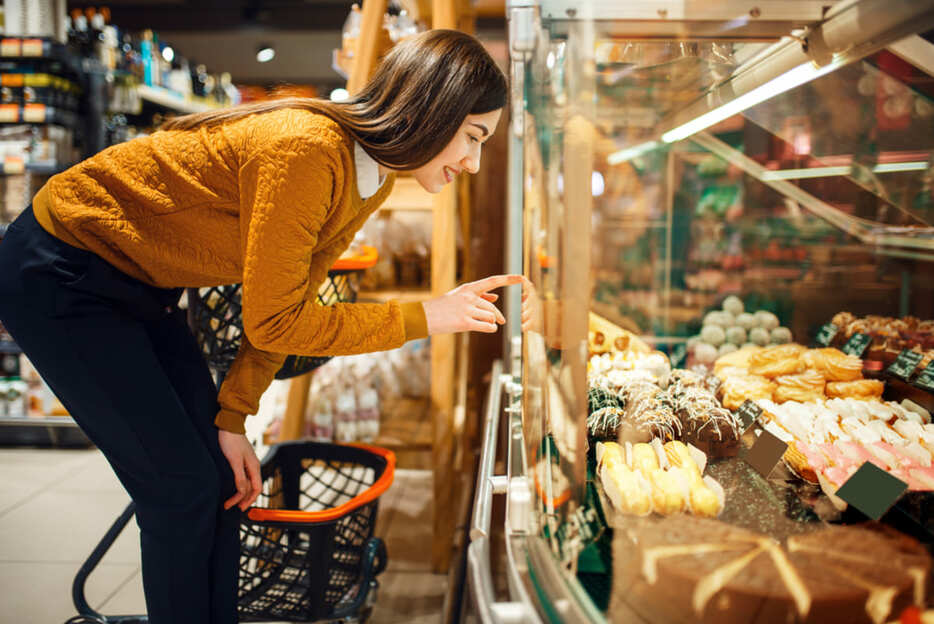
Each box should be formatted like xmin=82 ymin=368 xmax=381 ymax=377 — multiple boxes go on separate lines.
xmin=825 ymin=379 xmax=884 ymax=400
xmin=748 ymin=344 xmax=807 ymax=378
xmin=801 ymin=348 xmax=863 ymax=381
xmin=773 ymin=370 xmax=826 ymax=403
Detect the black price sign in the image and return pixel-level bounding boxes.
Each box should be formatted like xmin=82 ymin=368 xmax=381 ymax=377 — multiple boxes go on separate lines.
xmin=915 ymin=361 xmax=934 ymax=393
xmin=886 ymin=349 xmax=923 ymax=382
xmin=842 ymin=333 xmax=871 ymax=357
xmin=835 ymin=462 xmax=908 ymax=521
xmin=814 ymin=323 xmax=839 ymax=347
xmin=744 ymin=429 xmax=788 ymax=479
xmin=737 ymin=399 xmax=764 ymax=433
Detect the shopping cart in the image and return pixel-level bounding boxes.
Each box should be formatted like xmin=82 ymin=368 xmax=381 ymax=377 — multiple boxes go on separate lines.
xmin=65 ymin=248 xmax=396 ymax=624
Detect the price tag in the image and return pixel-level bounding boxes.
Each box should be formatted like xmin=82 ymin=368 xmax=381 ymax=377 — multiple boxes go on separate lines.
xmin=736 ymin=399 xmax=764 ymax=433
xmin=0 ymin=104 xmax=19 ymax=123
xmin=835 ymin=462 xmax=908 ymax=521
xmin=915 ymin=361 xmax=934 ymax=393
xmin=814 ymin=323 xmax=839 ymax=347
xmin=2 ymin=156 xmax=24 ymax=174
xmin=842 ymin=332 xmax=871 ymax=357
xmin=887 ymin=349 xmax=923 ymax=382
xmin=22 ymin=104 xmax=46 ymax=123
xmin=0 ymin=38 xmax=21 ymax=57
xmin=21 ymin=39 xmax=43 ymax=57
xmin=744 ymin=429 xmax=788 ymax=478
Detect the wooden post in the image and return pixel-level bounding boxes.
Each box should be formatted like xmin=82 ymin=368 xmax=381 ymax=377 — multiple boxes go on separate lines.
xmin=430 ymin=0 xmax=460 ymax=575
xmin=279 ymin=0 xmax=388 ymax=443
xmin=347 ymin=0 xmax=389 ymax=95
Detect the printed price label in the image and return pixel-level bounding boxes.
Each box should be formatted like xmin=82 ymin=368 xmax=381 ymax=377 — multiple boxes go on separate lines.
xmin=915 ymin=361 xmax=934 ymax=393
xmin=842 ymin=333 xmax=871 ymax=357
xmin=21 ymin=39 xmax=43 ymax=57
xmin=887 ymin=349 xmax=923 ymax=382
xmin=814 ymin=323 xmax=839 ymax=347
xmin=737 ymin=399 xmax=764 ymax=433
xmin=0 ymin=39 xmax=22 ymax=57
xmin=744 ymin=429 xmax=788 ymax=479
xmin=21 ymin=104 xmax=46 ymax=123
xmin=836 ymin=462 xmax=907 ymax=521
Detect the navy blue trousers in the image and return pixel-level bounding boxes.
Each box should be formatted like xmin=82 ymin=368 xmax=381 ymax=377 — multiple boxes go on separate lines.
xmin=0 ymin=207 xmax=240 ymax=623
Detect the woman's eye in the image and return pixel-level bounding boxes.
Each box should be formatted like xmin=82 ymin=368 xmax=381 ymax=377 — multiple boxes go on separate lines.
xmin=469 ymin=135 xmax=480 ymax=143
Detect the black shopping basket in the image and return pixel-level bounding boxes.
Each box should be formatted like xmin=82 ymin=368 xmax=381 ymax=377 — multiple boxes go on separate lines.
xmin=186 ymin=245 xmax=379 ymax=382
xmin=66 ymin=441 xmax=395 ymax=624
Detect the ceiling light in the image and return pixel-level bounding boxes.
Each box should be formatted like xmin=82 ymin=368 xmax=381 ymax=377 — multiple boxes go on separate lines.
xmin=161 ymin=46 xmax=174 ymax=63
xmin=256 ymin=45 xmax=275 ymax=63
xmin=329 ymin=88 xmax=349 ymax=102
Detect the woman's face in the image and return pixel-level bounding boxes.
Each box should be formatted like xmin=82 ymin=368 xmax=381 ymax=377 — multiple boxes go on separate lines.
xmin=410 ymin=108 xmax=503 ymax=193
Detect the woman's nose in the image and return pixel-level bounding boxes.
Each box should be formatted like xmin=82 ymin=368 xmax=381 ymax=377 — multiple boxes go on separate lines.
xmin=461 ymin=151 xmax=480 ymax=174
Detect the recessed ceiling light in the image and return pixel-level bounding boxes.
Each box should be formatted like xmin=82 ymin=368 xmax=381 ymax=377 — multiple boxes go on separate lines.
xmin=256 ymin=45 xmax=275 ymax=63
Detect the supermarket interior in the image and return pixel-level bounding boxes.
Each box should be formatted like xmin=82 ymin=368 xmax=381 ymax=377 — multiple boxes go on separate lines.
xmin=1 ymin=1 xmax=934 ymax=623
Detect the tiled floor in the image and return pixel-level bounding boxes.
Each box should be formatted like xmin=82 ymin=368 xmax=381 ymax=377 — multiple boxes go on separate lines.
xmin=0 ymin=447 xmax=445 ymax=624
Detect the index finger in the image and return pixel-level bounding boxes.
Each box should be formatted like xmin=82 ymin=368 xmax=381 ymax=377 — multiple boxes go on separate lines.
xmin=466 ymin=274 xmax=524 ymax=293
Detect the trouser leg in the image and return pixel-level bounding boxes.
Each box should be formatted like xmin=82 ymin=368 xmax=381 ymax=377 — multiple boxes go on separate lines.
xmin=0 ymin=211 xmax=240 ymax=623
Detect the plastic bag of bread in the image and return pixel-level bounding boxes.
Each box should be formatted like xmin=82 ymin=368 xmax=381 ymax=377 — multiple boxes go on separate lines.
xmin=748 ymin=343 xmax=807 ymax=378
xmin=801 ymin=348 xmax=862 ymax=381
xmin=825 ymin=379 xmax=884 ymax=400
xmin=773 ymin=370 xmax=826 ymax=403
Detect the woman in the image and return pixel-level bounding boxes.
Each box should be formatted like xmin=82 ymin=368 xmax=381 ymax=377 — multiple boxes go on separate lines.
xmin=0 ymin=29 xmax=518 ymax=623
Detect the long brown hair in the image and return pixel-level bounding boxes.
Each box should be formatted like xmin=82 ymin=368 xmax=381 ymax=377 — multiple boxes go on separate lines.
xmin=161 ymin=29 xmax=507 ymax=169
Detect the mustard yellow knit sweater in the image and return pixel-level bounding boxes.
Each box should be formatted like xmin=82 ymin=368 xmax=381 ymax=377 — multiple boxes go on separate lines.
xmin=32 ymin=108 xmax=428 ymax=433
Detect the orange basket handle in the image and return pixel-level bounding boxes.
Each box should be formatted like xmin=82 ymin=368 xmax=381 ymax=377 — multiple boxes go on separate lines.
xmin=329 ymin=245 xmax=378 ymax=271
xmin=246 ymin=443 xmax=396 ymax=524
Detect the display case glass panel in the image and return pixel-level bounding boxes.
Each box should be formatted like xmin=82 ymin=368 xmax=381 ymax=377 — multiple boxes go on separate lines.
xmin=517 ymin=1 xmax=934 ymax=621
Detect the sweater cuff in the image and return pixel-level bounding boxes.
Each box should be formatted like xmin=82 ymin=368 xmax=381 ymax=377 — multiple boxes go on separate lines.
xmin=400 ymin=301 xmax=429 ymax=341
xmin=214 ymin=409 xmax=247 ymax=435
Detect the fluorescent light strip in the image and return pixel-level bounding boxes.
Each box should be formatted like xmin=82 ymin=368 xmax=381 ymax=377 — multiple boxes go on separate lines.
xmin=661 ymin=62 xmax=837 ymax=144
xmin=763 ymin=161 xmax=929 ymax=180
xmin=606 ymin=140 xmax=660 ymax=165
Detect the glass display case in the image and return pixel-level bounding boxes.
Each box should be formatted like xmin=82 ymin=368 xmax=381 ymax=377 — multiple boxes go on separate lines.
xmin=468 ymin=1 xmax=934 ymax=623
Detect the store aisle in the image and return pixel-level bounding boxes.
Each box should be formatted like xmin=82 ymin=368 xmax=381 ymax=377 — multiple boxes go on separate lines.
xmin=0 ymin=448 xmax=444 ymax=624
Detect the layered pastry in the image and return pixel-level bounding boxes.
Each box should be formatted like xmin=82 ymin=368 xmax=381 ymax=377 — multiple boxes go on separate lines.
xmin=610 ymin=514 xmax=930 ymax=624
xmin=825 ymin=379 xmax=884 ymax=400
xmin=773 ymin=370 xmax=827 ymax=403
xmin=719 ymin=374 xmax=776 ymax=410
xmin=748 ymin=343 xmax=807 ymax=378
xmin=800 ymin=348 xmax=862 ymax=382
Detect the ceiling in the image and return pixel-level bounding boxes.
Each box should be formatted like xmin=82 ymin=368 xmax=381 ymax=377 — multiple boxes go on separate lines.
xmin=66 ymin=0 xmax=506 ymax=86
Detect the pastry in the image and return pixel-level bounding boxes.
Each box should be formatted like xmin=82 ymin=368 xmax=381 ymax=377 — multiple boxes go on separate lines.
xmin=610 ymin=509 xmax=930 ymax=624
xmin=825 ymin=379 xmax=884 ymax=400
xmin=719 ymin=374 xmax=776 ymax=410
xmin=773 ymin=370 xmax=826 ymax=403
xmin=800 ymin=348 xmax=862 ymax=382
xmin=668 ymin=382 xmax=742 ymax=457
xmin=748 ymin=344 xmax=807 ymax=378
xmin=831 ymin=311 xmax=856 ymax=329
xmin=713 ymin=345 xmax=761 ymax=376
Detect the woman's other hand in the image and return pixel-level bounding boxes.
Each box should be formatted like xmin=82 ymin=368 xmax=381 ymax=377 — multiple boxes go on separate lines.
xmin=423 ymin=274 xmax=523 ymax=335
xmin=218 ymin=430 xmax=263 ymax=511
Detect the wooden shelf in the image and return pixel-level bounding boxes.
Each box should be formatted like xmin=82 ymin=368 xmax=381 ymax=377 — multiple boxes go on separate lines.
xmin=358 ymin=288 xmax=430 ymax=304
xmin=379 ymin=176 xmax=435 ymax=212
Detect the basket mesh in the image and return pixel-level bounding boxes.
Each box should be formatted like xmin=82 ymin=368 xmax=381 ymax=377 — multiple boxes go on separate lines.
xmin=237 ymin=443 xmax=387 ymax=622
xmin=187 ymin=270 xmax=363 ymax=381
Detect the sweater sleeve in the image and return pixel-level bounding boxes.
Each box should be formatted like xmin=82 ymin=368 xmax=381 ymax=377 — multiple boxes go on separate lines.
xmin=213 ymin=135 xmax=427 ymax=433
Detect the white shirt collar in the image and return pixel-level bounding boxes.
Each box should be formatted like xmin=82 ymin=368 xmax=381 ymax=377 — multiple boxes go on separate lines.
xmin=354 ymin=141 xmax=385 ymax=200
